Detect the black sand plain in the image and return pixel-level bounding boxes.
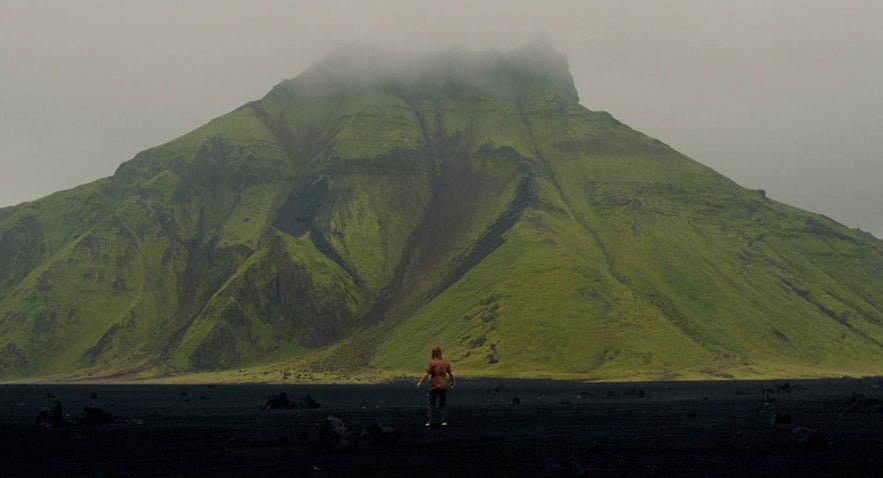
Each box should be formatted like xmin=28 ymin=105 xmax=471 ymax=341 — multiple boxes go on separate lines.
xmin=2 ymin=377 xmax=882 ymax=477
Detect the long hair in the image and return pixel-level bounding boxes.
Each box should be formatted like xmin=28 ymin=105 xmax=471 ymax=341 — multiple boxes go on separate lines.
xmin=431 ymin=346 xmax=442 ymax=359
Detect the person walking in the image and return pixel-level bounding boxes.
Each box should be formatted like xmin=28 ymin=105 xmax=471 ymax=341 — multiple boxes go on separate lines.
xmin=417 ymin=345 xmax=455 ymax=426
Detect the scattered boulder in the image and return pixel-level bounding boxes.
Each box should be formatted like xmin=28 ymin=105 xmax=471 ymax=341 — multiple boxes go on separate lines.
xmin=591 ymin=441 xmax=607 ymax=454
xmin=773 ymin=382 xmax=793 ymax=394
xmin=48 ymin=400 xmax=64 ymax=427
xmin=624 ymin=388 xmax=646 ymax=399
xmin=487 ymin=383 xmax=511 ymax=393
xmin=318 ymin=415 xmax=357 ymax=453
xmin=261 ymin=392 xmax=295 ymax=410
xmin=72 ymin=405 xmax=117 ymax=425
xmin=844 ymin=391 xmax=879 ymax=413
xmin=249 ymin=429 xmax=288 ymax=448
xmin=739 ymin=382 xmax=805 ymax=398
xmin=563 ymin=456 xmax=586 ymax=477
xmin=35 ymin=400 xmax=63 ymax=427
xmin=771 ymin=413 xmax=792 ymax=425
xmin=261 ymin=392 xmax=321 ymax=410
xmin=367 ymin=424 xmax=402 ymax=446
xmin=577 ymin=389 xmax=645 ymax=400
xmin=298 ymin=394 xmax=321 ymax=409
xmin=791 ymin=427 xmax=828 ymax=452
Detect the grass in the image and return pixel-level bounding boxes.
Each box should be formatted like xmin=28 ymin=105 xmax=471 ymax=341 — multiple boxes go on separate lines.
xmin=1 ymin=46 xmax=883 ymax=382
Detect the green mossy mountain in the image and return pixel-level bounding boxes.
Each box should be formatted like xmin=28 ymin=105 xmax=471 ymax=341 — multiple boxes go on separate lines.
xmin=2 ymin=41 xmax=882 ymax=381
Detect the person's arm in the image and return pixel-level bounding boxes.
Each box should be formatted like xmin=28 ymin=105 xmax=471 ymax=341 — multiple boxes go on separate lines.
xmin=448 ymin=366 xmax=455 ymax=388
xmin=417 ymin=371 xmax=429 ymax=388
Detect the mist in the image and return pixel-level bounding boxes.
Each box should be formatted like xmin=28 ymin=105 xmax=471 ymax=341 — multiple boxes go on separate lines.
xmin=281 ymin=37 xmax=575 ymax=102
xmin=1 ymin=1 xmax=881 ymax=237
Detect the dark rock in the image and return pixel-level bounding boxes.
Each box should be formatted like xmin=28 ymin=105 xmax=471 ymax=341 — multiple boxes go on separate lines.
xmin=624 ymin=388 xmax=646 ymax=398
xmin=592 ymin=441 xmax=606 ymax=454
xmin=487 ymin=383 xmax=510 ymax=393
xmin=511 ymin=396 xmax=521 ymax=406
xmin=35 ymin=408 xmax=47 ymax=425
xmin=844 ymin=391 xmax=879 ymax=412
xmin=563 ymin=456 xmax=586 ymax=477
xmin=576 ymin=389 xmax=644 ymax=400
xmin=35 ymin=400 xmax=63 ymax=427
xmin=49 ymin=401 xmax=63 ymax=426
xmin=773 ymin=382 xmax=792 ymax=393
xmin=298 ymin=394 xmax=321 ymax=409
xmin=847 ymin=391 xmax=866 ymax=404
xmin=261 ymin=392 xmax=321 ymax=410
xmin=791 ymin=427 xmax=828 ymax=452
xmin=318 ymin=415 xmax=357 ymax=453
xmin=771 ymin=413 xmax=792 ymax=424
xmin=368 ymin=424 xmax=401 ymax=446
xmin=249 ymin=429 xmax=288 ymax=448
xmin=261 ymin=392 xmax=295 ymax=410
xmin=73 ymin=405 xmax=117 ymax=425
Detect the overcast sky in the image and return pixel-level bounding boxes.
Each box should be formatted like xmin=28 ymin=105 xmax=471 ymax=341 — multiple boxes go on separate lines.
xmin=2 ymin=1 xmax=881 ymax=237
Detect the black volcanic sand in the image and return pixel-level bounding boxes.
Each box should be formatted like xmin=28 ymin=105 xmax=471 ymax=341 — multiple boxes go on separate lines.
xmin=2 ymin=378 xmax=882 ymax=477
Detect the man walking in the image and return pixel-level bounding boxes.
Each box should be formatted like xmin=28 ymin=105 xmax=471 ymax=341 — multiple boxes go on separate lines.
xmin=417 ymin=345 xmax=455 ymax=426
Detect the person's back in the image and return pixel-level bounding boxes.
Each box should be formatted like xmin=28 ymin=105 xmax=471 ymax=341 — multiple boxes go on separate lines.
xmin=425 ymin=358 xmax=452 ymax=390
xmin=417 ymin=346 xmax=455 ymax=426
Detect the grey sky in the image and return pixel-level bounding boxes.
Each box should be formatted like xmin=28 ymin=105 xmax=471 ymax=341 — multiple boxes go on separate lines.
xmin=2 ymin=1 xmax=881 ymax=237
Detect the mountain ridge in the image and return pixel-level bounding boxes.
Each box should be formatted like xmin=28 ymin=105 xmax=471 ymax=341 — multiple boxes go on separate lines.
xmin=1 ymin=42 xmax=882 ymax=382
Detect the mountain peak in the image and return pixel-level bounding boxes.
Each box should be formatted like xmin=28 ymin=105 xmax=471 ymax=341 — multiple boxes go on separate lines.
xmin=5 ymin=36 xmax=883 ymax=382
xmin=271 ymin=41 xmax=578 ymax=102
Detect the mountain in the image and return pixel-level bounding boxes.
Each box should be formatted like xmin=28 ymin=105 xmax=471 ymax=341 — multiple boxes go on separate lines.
xmin=2 ymin=41 xmax=882 ymax=382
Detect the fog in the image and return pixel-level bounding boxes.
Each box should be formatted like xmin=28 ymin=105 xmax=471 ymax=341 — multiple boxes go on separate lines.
xmin=2 ymin=1 xmax=881 ymax=237
xmin=285 ymin=38 xmax=574 ymax=99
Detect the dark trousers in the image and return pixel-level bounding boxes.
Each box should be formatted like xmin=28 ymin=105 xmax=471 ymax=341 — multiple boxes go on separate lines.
xmin=427 ymin=389 xmax=447 ymax=423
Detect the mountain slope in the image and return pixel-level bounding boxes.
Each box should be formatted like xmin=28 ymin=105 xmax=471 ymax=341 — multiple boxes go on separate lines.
xmin=1 ymin=41 xmax=882 ymax=381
